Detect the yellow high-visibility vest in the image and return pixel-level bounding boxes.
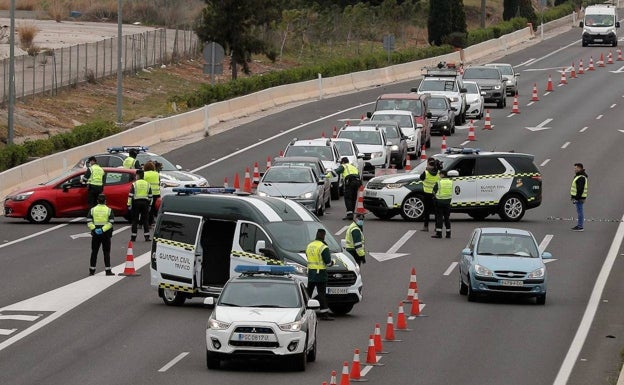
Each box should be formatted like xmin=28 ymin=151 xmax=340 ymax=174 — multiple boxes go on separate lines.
xmin=306 ymin=240 xmax=328 ymax=270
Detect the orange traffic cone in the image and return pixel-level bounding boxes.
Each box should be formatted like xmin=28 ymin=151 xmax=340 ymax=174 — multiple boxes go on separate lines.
xmin=373 ymin=323 xmax=388 ymax=353
xmin=467 ymin=120 xmax=476 ymax=141
xmin=243 ymin=167 xmax=252 ymax=193
xmin=607 ymin=51 xmax=614 ymax=64
xmin=511 ymin=94 xmax=520 ymax=114
xmin=570 ymin=62 xmax=576 ymax=79
xmin=384 ymin=312 xmax=401 ymax=342
xmin=588 ymin=56 xmax=595 ymax=70
xmin=332 ymin=126 xmax=338 ymax=138
xmin=546 ymin=74 xmax=554 ymax=92
xmin=266 ymin=156 xmax=272 ymax=172
xmin=483 ymin=110 xmax=493 ymax=130
xmin=405 ymin=154 xmax=411 ymax=171
xmin=420 ymin=144 xmax=427 ymax=160
xmin=440 ymin=135 xmax=447 ymax=153
xmin=330 ymin=370 xmax=337 ymax=385
xmin=339 ymin=361 xmax=350 ymax=385
xmin=233 ymin=173 xmax=241 ymax=192
xmin=321 ymin=131 xmax=326 ymax=138
xmin=223 ymin=177 xmax=229 ymax=188
xmin=531 ymin=84 xmax=539 ymax=102
xmin=617 ymin=48 xmax=623 ymax=61
xmin=559 ymin=69 xmax=567 ymax=85
xmin=349 ymin=349 xmax=367 ymax=382
xmin=252 ymin=162 xmax=260 ymax=185
xmin=278 ymin=150 xmax=284 ymax=157
xmin=578 ymin=59 xmax=585 ymax=74
xmin=403 ymin=267 xmax=417 ymax=303
xmin=365 ymin=335 xmax=384 ymax=366
xmin=598 ymin=53 xmax=605 ymax=67
xmin=119 ymin=241 xmax=141 ymax=276
xmin=355 ymin=186 xmax=367 ymax=215
xmin=410 ymin=283 xmax=424 ymax=317
xmin=396 ymin=302 xmax=411 ymax=331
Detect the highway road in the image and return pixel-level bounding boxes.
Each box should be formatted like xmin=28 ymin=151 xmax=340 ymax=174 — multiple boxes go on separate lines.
xmin=1 ymin=25 xmax=624 ymax=385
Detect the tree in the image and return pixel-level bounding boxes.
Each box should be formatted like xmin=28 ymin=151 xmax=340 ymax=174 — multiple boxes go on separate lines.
xmin=503 ymin=0 xmax=519 ymax=20
xmin=195 ymin=0 xmax=283 ymax=79
xmin=428 ymin=0 xmax=452 ymax=45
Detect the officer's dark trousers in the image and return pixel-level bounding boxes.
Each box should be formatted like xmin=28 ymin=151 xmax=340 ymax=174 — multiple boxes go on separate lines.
xmin=131 ymin=200 xmax=150 ymax=237
xmin=87 ymin=185 xmax=103 ymax=209
xmin=344 ymin=181 xmax=360 ymax=216
xmin=307 ymin=281 xmax=330 ymax=313
xmin=434 ymin=202 xmax=451 ymax=234
xmin=422 ymin=192 xmax=434 ymax=226
xmin=149 ymin=195 xmax=160 ymax=225
xmin=90 ymin=231 xmax=112 ymax=271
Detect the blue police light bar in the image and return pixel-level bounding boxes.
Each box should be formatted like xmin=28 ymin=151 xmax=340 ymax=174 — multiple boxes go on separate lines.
xmin=172 ymin=187 xmax=236 ymax=195
xmin=106 ymin=145 xmax=149 ymax=153
xmin=445 ymin=147 xmax=480 ymax=155
xmin=234 ymin=265 xmax=296 ymax=275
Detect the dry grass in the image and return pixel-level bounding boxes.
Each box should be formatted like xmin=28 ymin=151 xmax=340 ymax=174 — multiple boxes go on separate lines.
xmin=16 ymin=21 xmax=38 ymax=50
xmin=0 ymin=0 xmax=38 ymax=11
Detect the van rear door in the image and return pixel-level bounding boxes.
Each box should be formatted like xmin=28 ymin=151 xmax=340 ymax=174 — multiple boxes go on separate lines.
xmin=153 ymin=212 xmax=203 ymax=293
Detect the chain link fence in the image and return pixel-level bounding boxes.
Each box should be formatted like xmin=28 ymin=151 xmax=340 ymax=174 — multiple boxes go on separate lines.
xmin=0 ymin=28 xmax=200 ymax=102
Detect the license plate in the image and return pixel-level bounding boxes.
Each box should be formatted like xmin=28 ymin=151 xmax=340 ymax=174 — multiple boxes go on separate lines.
xmin=594 ymin=39 xmax=602 ymax=42
xmin=236 ymin=333 xmax=273 ymax=342
xmin=499 ymin=280 xmax=523 ymax=287
xmin=364 ymin=190 xmax=377 ymax=197
xmin=326 ymin=287 xmax=349 ymax=295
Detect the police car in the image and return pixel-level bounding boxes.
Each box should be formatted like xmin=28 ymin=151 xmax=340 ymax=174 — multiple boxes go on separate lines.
xmin=205 ymin=265 xmax=318 ymax=371
xmin=363 ymin=148 xmax=542 ymax=222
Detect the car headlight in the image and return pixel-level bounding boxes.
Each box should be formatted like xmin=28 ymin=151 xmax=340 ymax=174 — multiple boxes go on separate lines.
xmin=371 ymin=152 xmax=383 ymax=159
xmin=257 ymin=191 xmax=268 ymax=197
xmin=506 ymin=80 xmax=513 ymax=85
xmin=11 ymin=191 xmax=34 ymax=201
xmin=494 ymin=85 xmax=502 ymax=90
xmin=384 ymin=182 xmax=407 ymax=189
xmin=438 ymin=116 xmax=449 ymax=122
xmin=287 ymin=262 xmax=307 ymax=275
xmin=160 ymin=180 xmax=180 ymax=188
xmin=408 ymin=135 xmax=415 ymax=141
xmin=449 ymin=96 xmax=459 ymax=102
xmin=198 ymin=179 xmax=209 ymax=187
xmin=527 ymin=267 xmax=545 ymax=279
xmin=299 ymin=192 xmax=314 ymax=199
xmin=474 ymin=264 xmax=493 ymax=277
xmin=208 ymin=318 xmax=231 ymax=330
xmin=390 ymin=145 xmax=399 ymax=151
xmin=279 ymin=320 xmax=303 ymax=332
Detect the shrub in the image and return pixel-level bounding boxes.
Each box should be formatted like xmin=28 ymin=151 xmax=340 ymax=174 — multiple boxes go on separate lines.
xmin=16 ymin=22 xmax=39 ymax=50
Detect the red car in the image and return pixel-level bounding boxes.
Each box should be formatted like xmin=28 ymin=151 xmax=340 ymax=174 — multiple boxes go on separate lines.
xmin=3 ymin=167 xmax=157 ymax=224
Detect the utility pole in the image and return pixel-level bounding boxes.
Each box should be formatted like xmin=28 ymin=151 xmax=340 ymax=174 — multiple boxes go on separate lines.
xmin=116 ymin=0 xmax=123 ymax=125
xmin=7 ymin=0 xmax=15 ymax=144
xmin=480 ymin=0 xmax=486 ymax=29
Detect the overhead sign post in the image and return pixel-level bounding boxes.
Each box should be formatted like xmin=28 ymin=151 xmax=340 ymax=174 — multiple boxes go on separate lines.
xmin=202 ymin=42 xmax=225 ymax=85
xmin=383 ymin=34 xmax=395 ymax=64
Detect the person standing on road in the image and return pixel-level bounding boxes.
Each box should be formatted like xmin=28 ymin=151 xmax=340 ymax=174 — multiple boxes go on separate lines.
xmin=571 ymin=163 xmax=588 ymax=231
xmin=87 ymin=194 xmax=115 ymax=276
xmin=431 ymin=169 xmax=453 ymax=239
xmin=81 ymin=156 xmax=105 ymax=209
xmin=306 ymin=228 xmax=335 ymax=320
xmin=329 ymin=157 xmax=361 ymax=220
xmin=419 ymin=157 xmax=440 ymax=232
xmin=345 ymin=213 xmax=366 ymax=266
xmin=127 ymin=169 xmax=153 ymax=242
xmin=143 ymin=160 xmax=161 ymax=226
xmin=123 ymin=148 xmax=139 ymax=169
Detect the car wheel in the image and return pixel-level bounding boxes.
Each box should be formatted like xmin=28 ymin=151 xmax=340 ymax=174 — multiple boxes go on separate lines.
xmin=372 ymin=210 xmax=394 ymax=220
xmin=612 ymin=40 xmax=617 ymax=47
xmin=454 ymin=115 xmax=462 ymax=126
xmin=316 ymin=200 xmax=324 ymax=217
xmin=206 ymin=350 xmax=220 ymax=370
xmin=330 ymin=182 xmax=340 ymax=200
xmin=498 ymin=194 xmax=526 ymax=222
xmin=582 ymin=40 xmax=588 ymax=47
xmin=400 ymin=195 xmax=425 ymax=221
xmin=27 ymin=201 xmax=53 ymax=224
xmin=467 ymin=275 xmax=477 ymax=302
xmin=160 ymin=288 xmax=187 ymax=306
xmin=496 ymin=99 xmax=504 ymax=108
xmin=503 ymin=97 xmax=507 ymax=107
xmin=306 ymin=330 xmax=317 ymax=362
xmin=291 ymin=336 xmax=307 ymax=371
xmin=397 ymin=158 xmax=404 ymax=170
xmin=329 ymin=303 xmax=354 ymax=315
xmin=468 ymin=211 xmax=489 ymax=221
xmin=459 ymin=273 xmax=468 ymax=295
xmin=536 ymin=294 xmax=546 ymax=305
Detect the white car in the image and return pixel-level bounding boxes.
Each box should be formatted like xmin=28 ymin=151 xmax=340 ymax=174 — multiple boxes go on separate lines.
xmin=337 ymin=124 xmax=391 ymax=177
xmin=369 ymin=109 xmax=421 ymax=156
xmin=463 ymin=81 xmax=484 ymax=119
xmin=205 ymin=265 xmax=318 ymax=371
xmin=329 ymin=137 xmax=364 ymax=176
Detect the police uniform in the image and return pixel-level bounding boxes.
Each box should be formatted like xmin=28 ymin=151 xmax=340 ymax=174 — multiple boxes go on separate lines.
xmin=128 ymin=172 xmax=153 ymax=241
xmin=345 ymin=218 xmax=366 ymax=265
xmin=432 ymin=173 xmax=453 ymax=238
xmin=419 ymin=166 xmax=440 ymax=231
xmin=122 ymin=156 xmax=136 ymax=169
xmin=82 ymin=159 xmax=105 ymax=209
xmin=306 ymin=234 xmax=334 ymax=320
xmin=143 ymin=169 xmax=161 ymax=225
xmin=87 ymin=196 xmax=115 ymax=276
xmin=331 ymin=160 xmax=361 ymax=220
xmin=570 ymin=165 xmax=588 ymax=231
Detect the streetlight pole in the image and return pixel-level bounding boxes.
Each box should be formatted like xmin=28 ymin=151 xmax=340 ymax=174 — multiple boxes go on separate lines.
xmin=116 ymin=0 xmax=123 ymax=125
xmin=7 ymin=0 xmax=15 ymax=144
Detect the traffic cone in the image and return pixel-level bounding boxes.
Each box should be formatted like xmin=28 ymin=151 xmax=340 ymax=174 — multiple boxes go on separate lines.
xmin=440 ymin=135 xmax=447 ymax=153
xmin=403 ymin=267 xmax=417 ymax=303
xmin=373 ymin=323 xmax=388 ymax=353
xmin=570 ymin=62 xmax=576 ymax=79
xmin=607 ymin=51 xmax=614 ymax=64
xmin=410 ymin=284 xmax=424 ymax=317
xmin=511 ymin=94 xmax=520 ymax=113
xmin=365 ymin=335 xmax=384 ymax=366
xmin=396 ymin=302 xmax=411 ymax=331
xmin=265 ymin=156 xmax=272 ymax=172
xmin=252 ymin=162 xmax=260 ymax=185
xmin=405 ymin=154 xmax=411 ymax=171
xmin=233 ymin=173 xmax=241 ymax=192
xmin=278 ymin=150 xmax=284 ymax=157
xmin=617 ymin=48 xmax=623 ymax=61
xmin=546 ymin=74 xmax=554 ymax=92
xmin=349 ymin=349 xmax=367 ymax=382
xmin=384 ymin=312 xmax=401 ymax=342
xmin=223 ymin=177 xmax=228 ymax=188
xmin=531 ymin=84 xmax=539 ymax=102
xmin=420 ymin=145 xmax=426 ymax=160
xmin=588 ymin=56 xmax=595 ymax=71
xmin=321 ymin=131 xmax=326 ymax=138
xmin=330 ymin=370 xmax=337 ymax=385
xmin=559 ymin=69 xmax=567 ymax=85
xmin=578 ymin=59 xmax=585 ymax=74
xmin=355 ymin=186 xmax=367 ymax=215
xmin=467 ymin=120 xmax=476 ymax=141
xmin=598 ymin=53 xmax=605 ymax=67
xmin=483 ymin=110 xmax=493 ymax=130
xmin=339 ymin=361 xmax=350 ymax=385
xmin=332 ymin=126 xmax=338 ymax=138
xmin=118 ymin=241 xmax=141 ymax=276
xmin=243 ymin=167 xmax=252 ymax=193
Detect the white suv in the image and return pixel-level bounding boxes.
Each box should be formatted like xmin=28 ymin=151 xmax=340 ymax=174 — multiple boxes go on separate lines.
xmin=337 ymin=124 xmax=391 ymax=178
xmin=416 ymin=72 xmax=467 ymax=126
xmin=369 ymin=110 xmax=422 ymax=156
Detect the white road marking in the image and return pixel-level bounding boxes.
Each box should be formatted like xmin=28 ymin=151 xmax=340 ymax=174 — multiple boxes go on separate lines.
xmin=158 ymin=352 xmax=189 ymax=372
xmin=407 ymin=304 xmax=426 ymax=320
xmin=0 ymin=315 xmax=40 ymax=321
xmin=526 ymin=118 xmax=553 ymax=131
xmin=0 ymin=329 xmax=17 ymax=336
xmin=610 ymin=104 xmax=616 ymax=108
xmin=525 ymin=40 xmax=582 ymax=66
xmin=554 ymin=214 xmax=624 ymax=385
xmin=506 ymin=113 xmax=515 ymax=118
xmin=0 ymin=217 xmax=84 ymax=249
xmin=460 ymin=140 xmax=471 ymax=146
xmin=443 ymin=262 xmax=458 ymax=276
xmin=361 ymin=354 xmax=384 ymax=375
xmin=544 ymin=92 xmax=552 ymax=96
xmin=580 ymin=126 xmax=588 ymax=133
xmin=538 ymin=234 xmax=553 ymax=253
xmin=517 ymin=58 xmax=536 ymax=67
xmin=540 ymin=159 xmax=550 ymax=167
xmin=561 ymin=142 xmax=570 ymax=149
xmin=596 ymin=115 xmax=603 ymax=120
xmin=369 ymin=230 xmax=416 ymax=262
xmin=335 ymin=226 xmax=348 ymax=236
xmin=69 ymin=226 xmax=130 ymax=240
xmin=527 ymin=101 xmax=535 ymax=106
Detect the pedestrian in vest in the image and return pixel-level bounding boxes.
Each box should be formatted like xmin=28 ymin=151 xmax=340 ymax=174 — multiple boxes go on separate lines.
xmin=431 ymin=169 xmax=453 ymax=239
xmin=143 ymin=160 xmax=161 ymax=226
xmin=128 ymin=169 xmax=153 ymax=241
xmin=346 ymin=213 xmax=366 ymax=266
xmin=419 ymin=157 xmax=440 ymax=231
xmin=306 ymin=228 xmax=335 ymax=320
xmin=329 ymin=157 xmax=361 ymax=220
xmin=81 ymin=156 xmax=105 ymax=209
xmin=87 ymin=194 xmax=115 ymax=276
xmin=123 ymin=148 xmax=139 ymax=169
xmin=571 ymin=163 xmax=588 ymax=231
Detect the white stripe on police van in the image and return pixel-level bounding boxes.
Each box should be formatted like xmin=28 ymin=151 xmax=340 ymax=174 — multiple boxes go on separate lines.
xmin=281 ymin=199 xmax=315 ymax=221
xmin=244 ymin=197 xmax=283 ymax=222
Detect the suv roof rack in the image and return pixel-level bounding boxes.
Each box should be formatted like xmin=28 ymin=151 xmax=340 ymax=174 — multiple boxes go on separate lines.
xmin=172 ymin=187 xmax=236 ymax=195
xmin=422 ymin=62 xmax=461 ymax=77
xmin=234 ymin=265 xmax=296 ymax=276
xmin=445 ymin=147 xmax=481 ymax=155
xmin=106 ymin=145 xmax=149 ymax=154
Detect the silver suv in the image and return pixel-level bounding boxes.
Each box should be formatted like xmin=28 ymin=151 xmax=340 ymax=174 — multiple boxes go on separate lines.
xmin=485 ymin=63 xmax=519 ymax=96
xmin=461 ymin=66 xmax=507 ymax=108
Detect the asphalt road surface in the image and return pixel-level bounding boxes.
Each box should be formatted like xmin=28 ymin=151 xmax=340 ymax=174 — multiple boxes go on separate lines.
xmin=1 ymin=25 xmax=624 ymax=385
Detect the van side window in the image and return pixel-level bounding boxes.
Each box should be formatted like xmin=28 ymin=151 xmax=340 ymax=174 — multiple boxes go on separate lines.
xmin=239 ymin=222 xmax=271 ymax=253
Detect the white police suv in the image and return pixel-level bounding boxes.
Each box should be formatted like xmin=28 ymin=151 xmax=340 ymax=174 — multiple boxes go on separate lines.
xmin=363 ymin=148 xmax=542 ymax=222
xmin=205 ymin=265 xmax=318 ymax=371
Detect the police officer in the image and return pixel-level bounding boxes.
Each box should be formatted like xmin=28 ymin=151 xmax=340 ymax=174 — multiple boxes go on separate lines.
xmin=329 ymin=157 xmax=361 ymax=220
xmin=143 ymin=160 xmax=161 ymax=226
xmin=87 ymin=194 xmax=115 ymax=276
xmin=82 ymin=156 xmax=105 ymax=209
xmin=419 ymin=157 xmax=440 ymax=231
xmin=306 ymin=228 xmax=334 ymax=320
xmin=127 ymin=169 xmax=153 ymax=242
xmin=431 ymin=169 xmax=453 ymax=239
xmin=122 ymin=148 xmax=139 ymax=169
xmin=570 ymin=162 xmax=588 ymax=231
xmin=345 ymin=213 xmax=366 ymax=266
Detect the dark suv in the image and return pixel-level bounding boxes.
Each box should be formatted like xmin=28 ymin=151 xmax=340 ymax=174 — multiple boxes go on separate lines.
xmin=461 ymin=66 xmax=507 ymax=108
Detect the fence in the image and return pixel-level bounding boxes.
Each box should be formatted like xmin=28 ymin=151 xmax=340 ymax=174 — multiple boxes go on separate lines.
xmin=0 ymin=28 xmax=200 ymax=102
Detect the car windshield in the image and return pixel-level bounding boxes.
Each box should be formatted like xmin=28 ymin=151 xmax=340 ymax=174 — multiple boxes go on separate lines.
xmin=219 ymin=281 xmax=300 ymax=308
xmin=419 ymin=79 xmax=458 ymax=92
xmin=265 ymin=221 xmax=342 ymax=253
xmin=285 ymin=145 xmax=334 ymax=161
xmin=136 ymin=154 xmax=177 ymax=171
xmin=585 ymin=14 xmax=614 ymax=27
xmin=371 ymin=114 xmax=413 ymax=129
xmin=464 ymin=83 xmax=479 ymax=94
xmin=429 ymin=98 xmax=449 ymax=109
xmin=273 ymin=161 xmax=322 ymax=176
xmin=376 ymin=99 xmax=422 ymax=115
xmin=333 ymin=141 xmax=355 ymax=156
xmin=490 ymin=65 xmax=513 ymax=75
xmin=338 ymin=130 xmax=382 ymax=145
xmin=477 ymin=234 xmax=539 ymax=258
xmin=463 ymin=68 xmax=500 ymax=79
xmin=380 ymin=125 xmax=399 ymax=139
xmin=262 ymin=167 xmax=313 ymax=183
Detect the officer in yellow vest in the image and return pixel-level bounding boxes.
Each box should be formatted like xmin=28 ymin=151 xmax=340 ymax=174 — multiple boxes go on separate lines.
xmin=431 ymin=169 xmax=453 ymax=239
xmin=570 ymin=162 xmax=588 ymax=231
xmin=122 ymin=148 xmax=139 ymax=169
xmin=329 ymin=157 xmax=361 ymax=220
xmin=345 ymin=213 xmax=366 ymax=265
xmin=87 ymin=194 xmax=115 ymax=276
xmin=306 ymin=229 xmax=335 ymax=320
xmin=127 ymin=170 xmax=153 ymax=242
xmin=419 ymin=157 xmax=440 ymax=231
xmin=143 ymin=160 xmax=161 ymax=226
xmin=82 ymin=156 xmax=105 ymax=209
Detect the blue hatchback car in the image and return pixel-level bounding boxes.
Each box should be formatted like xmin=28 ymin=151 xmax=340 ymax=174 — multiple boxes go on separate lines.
xmin=458 ymin=228 xmax=552 ymax=304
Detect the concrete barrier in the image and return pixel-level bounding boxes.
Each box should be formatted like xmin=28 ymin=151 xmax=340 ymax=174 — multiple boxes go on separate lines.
xmin=352 ymin=68 xmax=385 ymax=90
xmin=322 ymin=74 xmax=355 ymax=96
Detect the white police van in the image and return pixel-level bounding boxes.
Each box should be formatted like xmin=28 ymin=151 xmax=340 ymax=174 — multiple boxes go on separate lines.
xmin=150 ymin=188 xmax=363 ymax=314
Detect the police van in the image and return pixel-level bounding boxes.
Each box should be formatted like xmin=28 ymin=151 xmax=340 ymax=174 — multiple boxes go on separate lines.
xmin=150 ymin=188 xmax=363 ymax=314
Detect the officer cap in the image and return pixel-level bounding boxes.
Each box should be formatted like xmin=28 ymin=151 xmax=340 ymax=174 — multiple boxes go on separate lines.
xmin=341 ymin=157 xmax=349 ymax=164
xmin=88 ymin=156 xmax=97 ymax=163
xmin=427 ymin=157 xmax=436 ymax=165
xmin=129 ymin=149 xmax=138 ymax=157
xmin=97 ymin=194 xmax=106 ymax=203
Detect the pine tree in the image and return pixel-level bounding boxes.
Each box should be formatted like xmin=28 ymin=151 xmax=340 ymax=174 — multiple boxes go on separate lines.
xmin=428 ymin=0 xmax=453 ymax=46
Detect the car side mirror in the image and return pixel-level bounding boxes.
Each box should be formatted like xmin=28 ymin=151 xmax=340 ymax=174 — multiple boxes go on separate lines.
xmin=616 ymin=21 xmax=620 ymax=28
xmin=515 ymin=73 xmax=520 ymax=77
xmin=259 ymin=247 xmax=279 ymax=260
xmin=176 ymin=165 xmax=182 ymax=170
xmin=410 ymin=87 xmax=418 ymax=92
xmin=426 ymin=112 xmax=432 ymax=119
xmin=461 ymin=248 xmax=472 ymax=256
xmin=447 ymin=170 xmax=460 ymax=177
xmin=307 ymin=299 xmax=320 ymax=310
xmin=203 ymin=297 xmax=216 ymax=307
xmin=451 ymin=107 xmax=457 ymax=111
xmin=579 ymin=21 xmax=584 ymax=28
xmin=366 ymin=112 xmax=372 ymax=118
xmin=357 ymin=153 xmax=365 ymax=159
xmin=255 ymin=240 xmax=266 ymax=254
xmin=61 ymin=182 xmax=71 ymax=191
xmin=541 ymin=251 xmax=553 ymax=259
xmin=460 ymin=87 xmax=467 ymax=93
xmin=317 ymin=180 xmax=325 ymax=185
xmin=387 ymin=140 xmax=393 ymax=146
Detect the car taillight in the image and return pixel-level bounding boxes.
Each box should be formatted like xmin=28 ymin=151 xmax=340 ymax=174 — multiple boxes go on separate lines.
xmin=531 ymin=175 xmax=542 ymax=181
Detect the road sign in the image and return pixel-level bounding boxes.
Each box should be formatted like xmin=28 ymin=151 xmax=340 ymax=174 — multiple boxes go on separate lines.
xmin=382 ymin=34 xmax=395 ymax=51
xmin=202 ymin=42 xmax=225 ymax=81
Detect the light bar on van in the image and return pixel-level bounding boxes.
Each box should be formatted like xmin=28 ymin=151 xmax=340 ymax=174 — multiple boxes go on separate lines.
xmin=234 ymin=265 xmax=296 ymax=275
xmin=106 ymin=145 xmax=149 ymax=153
xmin=445 ymin=147 xmax=480 ymax=154
xmin=172 ymin=187 xmax=236 ymax=195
